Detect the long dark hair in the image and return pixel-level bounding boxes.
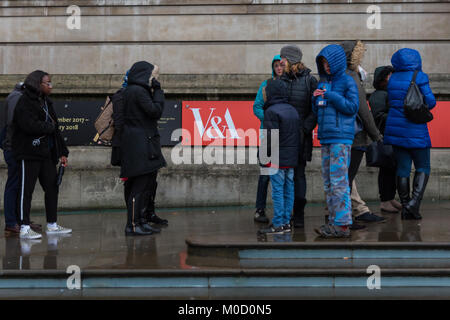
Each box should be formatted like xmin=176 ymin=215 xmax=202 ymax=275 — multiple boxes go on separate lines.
xmin=24 ymin=70 xmax=49 ymax=94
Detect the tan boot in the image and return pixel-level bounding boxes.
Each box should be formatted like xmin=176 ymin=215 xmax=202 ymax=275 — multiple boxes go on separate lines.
xmin=380 ymin=201 xmax=399 ymax=213
xmin=390 ymin=199 xmax=402 ymax=211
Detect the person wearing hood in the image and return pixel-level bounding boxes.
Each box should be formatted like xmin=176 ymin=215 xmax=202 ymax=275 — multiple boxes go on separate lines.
xmin=312 ymin=44 xmax=359 ymax=238
xmin=120 ymin=61 xmax=166 ymax=236
xmin=340 ymin=40 xmax=385 ymax=226
xmin=12 ymin=70 xmax=70 ymax=240
xmin=258 ymin=79 xmax=299 ymax=235
xmin=279 ymin=45 xmax=318 ymax=228
xmin=384 ymin=48 xmax=436 ymax=220
xmin=369 ymin=65 xmax=403 ymax=214
xmin=252 ymin=54 xmax=283 ymax=224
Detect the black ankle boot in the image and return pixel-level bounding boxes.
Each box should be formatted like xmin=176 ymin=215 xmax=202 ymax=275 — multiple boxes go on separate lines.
xmin=293 ymin=198 xmax=306 ymax=228
xmin=396 ymin=176 xmax=414 ymax=220
xmin=139 ymin=218 xmax=161 ymax=233
xmin=405 ymin=172 xmax=429 ymax=220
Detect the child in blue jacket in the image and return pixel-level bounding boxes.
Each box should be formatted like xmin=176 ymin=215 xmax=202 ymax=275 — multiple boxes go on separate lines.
xmin=312 ymin=44 xmax=359 ymax=238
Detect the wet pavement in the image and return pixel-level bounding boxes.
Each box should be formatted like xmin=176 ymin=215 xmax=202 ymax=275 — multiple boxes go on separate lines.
xmin=1 ymin=201 xmax=450 ymax=271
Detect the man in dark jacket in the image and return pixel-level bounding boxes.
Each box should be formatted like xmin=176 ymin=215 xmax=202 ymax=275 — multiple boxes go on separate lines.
xmin=369 ymin=65 xmax=402 ymax=214
xmin=2 ymin=83 xmax=24 ymax=235
xmin=279 ymin=45 xmax=318 ymax=228
xmin=12 ymin=71 xmax=70 ymax=239
xmin=258 ymin=79 xmax=299 ymax=235
xmin=120 ymin=61 xmax=166 ymax=236
xmin=340 ymin=40 xmax=385 ymax=225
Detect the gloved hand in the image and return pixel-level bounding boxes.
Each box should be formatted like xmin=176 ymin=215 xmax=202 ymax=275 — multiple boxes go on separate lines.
xmin=151 ymin=78 xmax=161 ymax=90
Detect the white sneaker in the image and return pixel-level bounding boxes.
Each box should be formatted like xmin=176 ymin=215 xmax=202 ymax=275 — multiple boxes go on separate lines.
xmin=46 ymin=224 xmax=72 ymax=234
xmin=20 ymin=227 xmax=42 ymax=240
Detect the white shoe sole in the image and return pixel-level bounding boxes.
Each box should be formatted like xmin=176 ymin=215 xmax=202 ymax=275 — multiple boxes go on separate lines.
xmin=46 ymin=229 xmax=72 ymax=234
xmin=20 ymin=234 xmax=42 ymax=240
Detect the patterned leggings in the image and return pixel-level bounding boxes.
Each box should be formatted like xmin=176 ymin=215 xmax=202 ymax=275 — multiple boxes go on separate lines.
xmin=321 ymin=144 xmax=352 ymax=226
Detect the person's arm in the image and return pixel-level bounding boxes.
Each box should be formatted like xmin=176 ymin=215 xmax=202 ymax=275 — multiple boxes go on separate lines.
xmin=253 ymin=81 xmax=267 ymax=123
xmin=324 ymin=79 xmax=359 ymax=116
xmin=303 ymin=76 xmax=318 ymax=133
xmin=137 ymin=87 xmax=165 ymax=120
xmin=418 ymin=72 xmax=436 ymax=110
xmin=369 ymin=91 xmax=388 ymax=130
xmin=262 ymin=109 xmax=279 ymax=159
xmin=14 ymin=98 xmax=55 ymax=136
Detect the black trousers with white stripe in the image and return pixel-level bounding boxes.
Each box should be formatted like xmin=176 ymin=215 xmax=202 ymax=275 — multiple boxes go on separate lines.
xmin=18 ymin=159 xmax=58 ymax=226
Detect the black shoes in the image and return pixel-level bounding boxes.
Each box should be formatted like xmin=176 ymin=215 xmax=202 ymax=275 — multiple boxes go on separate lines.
xmin=148 ymin=212 xmax=168 ymax=226
xmin=355 ymin=212 xmax=386 ymax=223
xmin=125 ymin=224 xmax=153 ymax=236
xmin=254 ymin=209 xmax=269 ymax=223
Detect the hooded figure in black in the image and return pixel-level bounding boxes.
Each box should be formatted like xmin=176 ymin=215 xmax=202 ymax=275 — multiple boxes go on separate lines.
xmin=120 ymin=61 xmax=166 ymax=236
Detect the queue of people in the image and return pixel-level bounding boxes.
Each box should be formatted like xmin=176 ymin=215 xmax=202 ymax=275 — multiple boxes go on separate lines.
xmin=0 ymin=44 xmax=436 ymax=240
xmin=253 ymin=44 xmax=436 ymax=238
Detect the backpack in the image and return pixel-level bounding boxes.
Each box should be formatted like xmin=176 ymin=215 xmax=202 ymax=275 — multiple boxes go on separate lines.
xmin=93 ymin=96 xmax=114 ymax=145
xmin=403 ymin=70 xmax=433 ymax=124
xmin=93 ymin=89 xmax=125 ymax=146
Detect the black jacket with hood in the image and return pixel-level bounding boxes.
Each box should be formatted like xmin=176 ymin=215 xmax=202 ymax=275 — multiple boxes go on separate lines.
xmin=120 ymin=61 xmax=166 ymax=178
xmin=369 ymin=66 xmax=394 ymax=134
xmin=340 ymin=40 xmax=382 ymax=148
xmin=12 ymin=87 xmax=68 ymax=163
xmin=1 ymin=83 xmax=24 ymax=151
xmin=279 ymin=67 xmax=318 ymax=162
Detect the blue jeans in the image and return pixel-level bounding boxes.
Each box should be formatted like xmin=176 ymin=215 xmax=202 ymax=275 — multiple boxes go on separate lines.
xmin=255 ymin=173 xmax=270 ymax=210
xmin=394 ymin=147 xmax=430 ymax=177
xmin=269 ymin=168 xmax=294 ymax=228
xmin=3 ymin=149 xmax=19 ymax=227
xmin=321 ymin=144 xmax=352 ymax=226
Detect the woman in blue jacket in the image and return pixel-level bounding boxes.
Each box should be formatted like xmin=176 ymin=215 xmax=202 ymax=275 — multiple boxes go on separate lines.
xmin=252 ymin=54 xmax=283 ymax=224
xmin=312 ymin=44 xmax=359 ymax=238
xmin=384 ymin=48 xmax=436 ymax=220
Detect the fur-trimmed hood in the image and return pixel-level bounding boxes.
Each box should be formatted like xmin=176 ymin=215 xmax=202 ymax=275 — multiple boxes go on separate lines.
xmin=340 ymin=40 xmax=366 ymax=72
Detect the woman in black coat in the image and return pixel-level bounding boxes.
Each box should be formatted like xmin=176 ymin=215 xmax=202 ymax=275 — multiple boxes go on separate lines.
xmin=12 ymin=70 xmax=70 ymax=240
xmin=120 ymin=61 xmax=166 ymax=236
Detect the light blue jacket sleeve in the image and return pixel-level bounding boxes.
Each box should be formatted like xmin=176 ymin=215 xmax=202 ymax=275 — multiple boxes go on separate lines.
xmin=253 ymin=80 xmax=267 ymax=124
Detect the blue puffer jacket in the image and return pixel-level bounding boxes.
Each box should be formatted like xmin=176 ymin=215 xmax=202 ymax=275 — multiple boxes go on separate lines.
xmin=384 ymin=48 xmax=436 ymax=149
xmin=312 ymin=44 xmax=359 ymax=145
xmin=253 ymin=55 xmax=281 ymax=129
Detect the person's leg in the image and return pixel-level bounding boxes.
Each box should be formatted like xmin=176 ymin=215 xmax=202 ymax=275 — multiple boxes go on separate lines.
xmin=406 ymin=148 xmax=431 ymax=219
xmin=3 ymin=150 xmax=20 ymax=230
xmin=284 ymin=168 xmax=295 ymax=229
xmin=17 ymin=160 xmax=41 ymax=239
xmin=351 ymin=181 xmax=369 ymax=215
xmin=329 ymin=144 xmax=352 ymax=227
xmin=348 ymin=149 xmax=364 ymax=190
xmin=293 ymin=162 xmax=307 ymax=227
xmin=145 ymin=171 xmax=168 ymax=225
xmin=38 ymin=159 xmax=58 ymax=224
xmin=254 ymin=172 xmax=270 ymax=222
xmin=269 ymin=169 xmax=285 ymax=229
xmin=321 ymin=145 xmax=333 ymax=223
xmin=125 ymin=174 xmax=153 ymax=236
xmin=379 ymin=166 xmax=400 ymax=212
xmin=394 ymin=146 xmax=414 ymax=219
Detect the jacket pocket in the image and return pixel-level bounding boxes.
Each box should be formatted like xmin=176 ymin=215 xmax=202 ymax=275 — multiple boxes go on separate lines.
xmin=147 ymin=135 xmax=161 ymax=160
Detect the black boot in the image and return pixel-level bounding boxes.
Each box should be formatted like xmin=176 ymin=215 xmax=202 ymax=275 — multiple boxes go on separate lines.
xmin=293 ymin=198 xmax=306 ymax=228
xmin=405 ymin=172 xmax=429 ymax=220
xmin=139 ymin=218 xmax=161 ymax=233
xmin=396 ymin=176 xmax=414 ymax=220
xmin=125 ymin=193 xmax=153 ymax=236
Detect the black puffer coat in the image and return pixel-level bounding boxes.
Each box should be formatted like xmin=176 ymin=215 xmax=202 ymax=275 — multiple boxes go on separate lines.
xmin=12 ymin=87 xmax=68 ymax=163
xmin=119 ymin=61 xmax=166 ymax=178
xmin=369 ymin=66 xmax=394 ymax=134
xmin=280 ymin=68 xmax=318 ymax=162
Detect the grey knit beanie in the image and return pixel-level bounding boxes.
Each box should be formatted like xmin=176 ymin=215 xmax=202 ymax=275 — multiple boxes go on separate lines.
xmin=280 ymin=45 xmax=303 ymax=64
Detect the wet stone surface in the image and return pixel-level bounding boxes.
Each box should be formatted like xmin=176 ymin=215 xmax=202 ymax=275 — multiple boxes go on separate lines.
xmin=1 ymin=201 xmax=450 ymax=271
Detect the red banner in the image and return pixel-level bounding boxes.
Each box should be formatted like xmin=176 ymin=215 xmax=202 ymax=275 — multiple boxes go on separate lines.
xmin=182 ymin=101 xmax=450 ymax=148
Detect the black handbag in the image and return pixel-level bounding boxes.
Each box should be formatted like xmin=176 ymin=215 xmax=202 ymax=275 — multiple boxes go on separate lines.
xmin=403 ymin=70 xmax=433 ymax=124
xmin=366 ymin=140 xmax=396 ymax=169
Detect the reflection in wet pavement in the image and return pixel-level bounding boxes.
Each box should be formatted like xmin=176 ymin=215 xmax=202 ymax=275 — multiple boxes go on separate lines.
xmin=1 ymin=201 xmax=450 ymax=271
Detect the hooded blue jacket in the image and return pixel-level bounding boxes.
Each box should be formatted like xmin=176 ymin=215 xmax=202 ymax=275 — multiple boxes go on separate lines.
xmin=312 ymin=44 xmax=359 ymax=145
xmin=253 ymin=55 xmax=281 ymax=129
xmin=384 ymin=48 xmax=436 ymax=149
